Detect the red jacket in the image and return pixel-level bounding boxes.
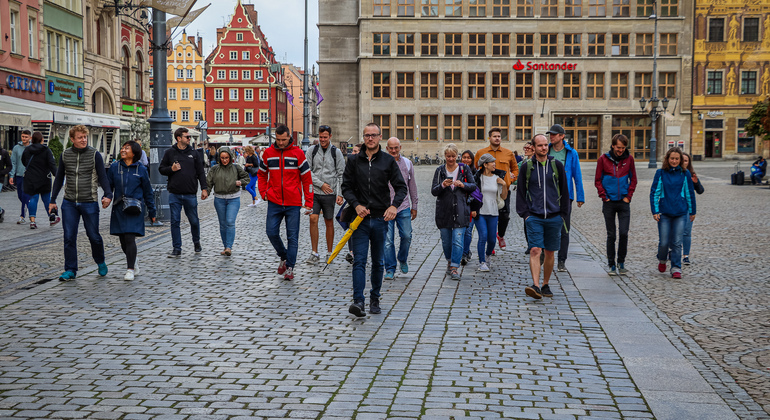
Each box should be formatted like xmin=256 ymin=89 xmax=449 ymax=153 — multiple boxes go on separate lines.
xmin=257 ymin=142 xmax=313 ymax=208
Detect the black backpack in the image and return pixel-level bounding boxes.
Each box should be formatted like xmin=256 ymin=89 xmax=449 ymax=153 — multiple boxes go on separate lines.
xmin=311 ymin=144 xmax=338 ymax=167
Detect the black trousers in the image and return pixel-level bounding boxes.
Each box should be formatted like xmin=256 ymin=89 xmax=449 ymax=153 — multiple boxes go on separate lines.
xmin=602 ymin=200 xmax=630 ymax=265
xmin=119 ymin=233 xmax=137 ymax=269
xmin=558 ymin=200 xmax=572 ymax=263
xmin=497 ymin=194 xmax=511 ymax=238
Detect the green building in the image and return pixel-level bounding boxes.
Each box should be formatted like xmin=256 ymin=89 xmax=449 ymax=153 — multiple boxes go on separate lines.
xmin=43 ymin=0 xmax=85 ymax=109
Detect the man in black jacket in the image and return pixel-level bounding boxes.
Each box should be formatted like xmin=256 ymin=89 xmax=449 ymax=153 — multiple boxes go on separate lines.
xmin=516 ymin=134 xmax=569 ymax=300
xmin=341 ymin=123 xmax=407 ymax=317
xmin=159 ymin=127 xmax=208 ymax=257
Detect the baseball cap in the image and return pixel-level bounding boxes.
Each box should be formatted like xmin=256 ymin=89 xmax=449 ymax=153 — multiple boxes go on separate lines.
xmin=546 ymin=124 xmax=566 ymax=135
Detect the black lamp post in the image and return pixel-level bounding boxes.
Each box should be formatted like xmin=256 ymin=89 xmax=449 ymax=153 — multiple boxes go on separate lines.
xmin=638 ymin=1 xmax=669 ymax=169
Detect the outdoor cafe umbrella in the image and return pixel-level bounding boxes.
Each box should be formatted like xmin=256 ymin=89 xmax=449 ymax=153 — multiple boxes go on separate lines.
xmin=324 ymin=215 xmax=363 ymax=269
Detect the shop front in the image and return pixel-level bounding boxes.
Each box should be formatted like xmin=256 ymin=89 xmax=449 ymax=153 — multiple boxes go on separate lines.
xmin=0 ymin=110 xmax=33 ymax=151
xmin=46 ymin=75 xmax=85 ymax=109
xmin=692 ymin=109 xmax=757 ymax=160
xmin=0 ymin=70 xmax=46 ymax=104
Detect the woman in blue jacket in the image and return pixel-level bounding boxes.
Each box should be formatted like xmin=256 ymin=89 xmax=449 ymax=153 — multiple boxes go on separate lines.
xmin=107 ymin=141 xmax=156 ymax=281
xmin=681 ymin=152 xmax=704 ymax=265
xmin=649 ymin=147 xmax=696 ymax=279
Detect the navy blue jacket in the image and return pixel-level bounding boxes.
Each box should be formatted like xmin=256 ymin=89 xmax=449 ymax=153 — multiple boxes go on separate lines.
xmin=431 ymin=163 xmax=477 ymax=229
xmin=107 ymin=160 xmax=156 ymax=236
xmin=650 ymin=166 xmax=696 ymax=217
xmin=516 ymin=156 xmax=569 ymax=220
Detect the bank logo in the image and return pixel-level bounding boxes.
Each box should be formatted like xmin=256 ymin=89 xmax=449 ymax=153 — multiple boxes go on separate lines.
xmin=513 ymin=60 xmax=525 ymax=71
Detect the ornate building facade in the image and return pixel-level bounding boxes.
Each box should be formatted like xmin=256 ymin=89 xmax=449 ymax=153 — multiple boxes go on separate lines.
xmin=167 ymin=31 xmax=205 ymax=129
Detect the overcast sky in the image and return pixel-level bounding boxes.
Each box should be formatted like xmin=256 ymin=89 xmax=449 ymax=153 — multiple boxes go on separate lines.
xmin=170 ymin=0 xmax=320 ymax=70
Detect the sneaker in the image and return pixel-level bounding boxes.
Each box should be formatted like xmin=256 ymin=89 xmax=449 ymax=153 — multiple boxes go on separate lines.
xmin=305 ymin=252 xmax=320 ymax=264
xmin=446 ymin=261 xmax=452 ymax=275
xmin=608 ymin=265 xmax=617 ymax=276
xmin=683 ymin=256 xmax=691 ymax=265
xmin=98 ymin=262 xmax=108 ymax=277
xmin=369 ymin=298 xmax=381 ymax=314
xmin=194 ymin=242 xmax=202 ymax=253
xmin=277 ymin=259 xmax=287 ymax=275
xmin=541 ymin=284 xmax=553 ymax=297
xmin=59 ymin=270 xmax=76 ymax=281
xmin=461 ymin=254 xmax=470 ymax=266
xmin=345 ymin=251 xmax=354 ymax=264
xmin=248 ymin=203 xmax=257 ymax=207
xmin=124 ymin=269 xmax=135 ymax=281
xmin=17 ymin=217 xmax=26 ymax=225
xmin=450 ymin=268 xmax=461 ymax=281
xmin=672 ymin=271 xmax=682 ymax=279
xmin=399 ymin=262 xmax=408 ymax=274
xmin=557 ymin=261 xmax=567 ymax=272
xmin=224 ymin=248 xmax=232 ymax=256
xmin=478 ymin=262 xmax=490 ymax=272
xmin=255 ymin=198 xmax=263 ymax=205
xmin=658 ymin=261 xmax=667 ymax=273
xmin=525 ymin=285 xmax=543 ymax=299
xmin=618 ymin=263 xmax=628 ymax=275
xmin=348 ymin=300 xmax=366 ymax=317
xmin=491 ymin=250 xmax=496 ymax=256
xmin=168 ymin=249 xmax=181 ymax=258
xmin=283 ymin=267 xmax=294 ymax=280
xmin=384 ymin=270 xmax=395 ymax=280
xmin=29 ymin=222 xmax=37 ymax=229
xmin=50 ymin=216 xmax=60 ymax=226
xmin=497 ymin=234 xmax=507 ymax=251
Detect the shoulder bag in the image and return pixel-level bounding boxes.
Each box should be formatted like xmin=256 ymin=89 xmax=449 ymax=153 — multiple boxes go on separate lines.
xmin=120 ymin=164 xmax=143 ymax=215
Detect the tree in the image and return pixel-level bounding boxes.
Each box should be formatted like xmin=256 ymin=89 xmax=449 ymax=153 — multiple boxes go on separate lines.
xmin=129 ymin=117 xmax=150 ymax=153
xmin=745 ymin=99 xmax=769 ymax=142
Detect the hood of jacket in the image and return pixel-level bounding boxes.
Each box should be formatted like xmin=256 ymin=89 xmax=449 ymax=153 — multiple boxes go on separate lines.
xmin=607 ymin=147 xmax=630 ymax=162
xmin=26 ymin=143 xmax=48 ymax=156
xmin=549 ymin=140 xmax=576 ymax=153
xmin=217 ymin=146 xmax=235 ymax=166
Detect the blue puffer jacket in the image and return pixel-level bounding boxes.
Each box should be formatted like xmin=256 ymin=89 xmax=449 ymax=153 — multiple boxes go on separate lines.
xmin=650 ymin=166 xmax=696 ymax=217
xmin=549 ymin=141 xmax=584 ymax=202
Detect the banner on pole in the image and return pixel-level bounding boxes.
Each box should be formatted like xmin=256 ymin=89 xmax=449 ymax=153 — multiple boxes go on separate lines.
xmin=166 ymin=4 xmax=210 ymax=28
xmin=139 ymin=0 xmax=197 ymax=17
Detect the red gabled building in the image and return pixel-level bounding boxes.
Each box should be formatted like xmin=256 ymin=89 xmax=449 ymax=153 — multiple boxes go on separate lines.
xmin=204 ymin=0 xmax=286 ymax=138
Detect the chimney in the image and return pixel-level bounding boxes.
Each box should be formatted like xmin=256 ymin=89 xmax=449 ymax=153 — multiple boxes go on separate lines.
xmin=197 ymin=36 xmax=203 ymax=56
xmin=216 ymin=27 xmax=225 ymax=42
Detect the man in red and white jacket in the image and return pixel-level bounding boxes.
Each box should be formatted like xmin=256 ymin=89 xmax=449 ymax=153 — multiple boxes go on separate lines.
xmin=257 ymin=125 xmax=314 ymax=280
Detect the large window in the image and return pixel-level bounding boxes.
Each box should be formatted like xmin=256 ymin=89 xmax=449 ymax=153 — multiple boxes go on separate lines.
xmin=169 ymin=88 xmax=177 ymax=100
xmin=194 ymin=110 xmax=203 ymax=121
xmin=215 ymin=110 xmax=223 ymax=123
xmin=660 ymin=33 xmax=677 ymax=55
xmin=245 ymin=111 xmax=253 ymax=123
xmin=169 ymin=110 xmax=177 ymax=121
xmin=541 ymin=0 xmax=557 ymax=17
xmin=565 ymin=0 xmax=581 ymax=17
xmin=539 ymin=73 xmax=557 ymax=98
xmin=658 ymin=72 xmax=676 ymax=98
xmin=444 ymin=72 xmax=462 ymax=99
xmin=374 ymin=0 xmax=391 ymax=16
xmin=588 ymin=34 xmax=605 ymax=56
xmin=121 ymin=47 xmax=130 ymax=97
xmin=636 ymin=33 xmax=653 ymax=56
xmin=612 ymin=116 xmax=651 ymax=159
xmin=229 ymin=88 xmax=238 ymax=100
xmin=634 ymin=72 xmax=652 ymax=98
xmin=742 ymin=71 xmax=757 ymax=95
xmin=612 ymin=0 xmax=629 ymax=16
xmin=660 ymin=0 xmax=677 ymax=17
xmin=563 ymin=73 xmax=580 ymax=99
xmin=611 ymin=33 xmax=629 ymax=56
xmin=230 ymin=51 xmax=237 ymax=60
xmin=245 ymin=89 xmax=253 ymax=100
xmin=444 ymin=115 xmax=462 ymax=141
xmin=422 ymin=0 xmax=439 ymax=16
xmin=445 ymin=0 xmax=462 ymax=16
xmin=610 ymin=72 xmax=628 ymax=98
xmin=469 ymin=0 xmax=486 ymax=16
xmin=28 ymin=14 xmax=37 ymax=58
xmin=373 ymin=72 xmax=391 ymax=98
xmin=492 ymin=72 xmax=509 ymax=99
xmin=181 ymin=111 xmax=189 ymax=121
xmin=181 ymin=88 xmax=189 ymax=100
xmin=637 ymin=0 xmax=653 ymax=17
xmin=468 ymin=115 xmax=486 ymax=141
xmin=556 ymin=115 xmax=601 ymax=160
xmin=373 ymin=114 xmax=391 ymax=138
xmin=229 ymin=110 xmax=238 ymax=123
xmin=564 ymin=34 xmax=581 ymax=56
xmin=421 ymin=115 xmax=438 ymax=140
xmin=374 ymin=33 xmax=391 ymax=56
xmin=445 ymin=33 xmax=462 ymax=55
xmin=397 ymin=115 xmax=414 ymax=140
xmin=396 ymin=72 xmax=415 ymax=98
xmin=397 ymin=33 xmax=414 ymax=56
xmin=468 ymin=72 xmax=486 ymax=99
xmin=517 ymin=0 xmax=533 ymax=17
xmin=515 ymin=115 xmax=532 ymax=141
xmin=421 ymin=33 xmax=438 ymax=55
xmin=214 ymin=88 xmax=223 ymax=100
xmin=515 ymin=73 xmax=533 ymax=98
xmin=744 ymin=17 xmax=760 ymax=42
xmin=194 ymin=88 xmax=202 ymax=100
xmin=589 ymin=0 xmax=605 ymax=16
xmin=709 ymin=18 xmax=724 ymax=42
xmin=398 ymin=0 xmax=415 ymax=16
xmin=217 ymin=70 xmax=226 ymax=79
xmin=516 ymin=33 xmax=534 ymax=56
xmin=493 ymin=0 xmax=510 ymax=17
xmin=421 ymin=72 xmax=438 ymax=98
xmin=9 ymin=10 xmax=20 ymax=53
xmin=469 ymin=33 xmax=486 ymax=56
xmin=540 ymin=33 xmax=557 ymax=56
xmin=492 ymin=33 xmax=510 ymax=56
xmin=492 ymin=115 xmax=509 ymax=140
xmin=586 ymin=72 xmax=604 ymax=99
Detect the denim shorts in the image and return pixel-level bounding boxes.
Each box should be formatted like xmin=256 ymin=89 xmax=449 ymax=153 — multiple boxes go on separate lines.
xmin=525 ymin=215 xmax=562 ymax=251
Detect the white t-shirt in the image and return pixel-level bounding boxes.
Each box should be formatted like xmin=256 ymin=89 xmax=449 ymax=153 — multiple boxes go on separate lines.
xmin=480 ymin=174 xmax=499 ymax=216
xmin=446 ymin=166 xmax=459 ymax=189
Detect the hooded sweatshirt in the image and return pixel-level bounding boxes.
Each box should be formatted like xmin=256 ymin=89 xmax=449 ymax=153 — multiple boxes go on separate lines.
xmin=159 ymin=142 xmax=207 ymax=195
xmin=206 ymin=147 xmax=250 ymax=197
xmin=516 ymin=156 xmax=569 ymax=220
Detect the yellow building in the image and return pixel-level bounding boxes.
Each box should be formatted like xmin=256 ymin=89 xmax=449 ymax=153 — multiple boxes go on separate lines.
xmin=167 ymin=31 xmax=206 ymax=129
xmin=692 ymin=0 xmax=770 ymax=159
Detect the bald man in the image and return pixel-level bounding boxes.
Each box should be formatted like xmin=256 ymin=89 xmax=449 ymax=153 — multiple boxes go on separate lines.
xmin=384 ymin=137 xmax=418 ymax=280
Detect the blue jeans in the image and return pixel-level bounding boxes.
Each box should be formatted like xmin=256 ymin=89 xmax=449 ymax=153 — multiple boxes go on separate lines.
xmin=28 ymin=192 xmax=51 ymax=218
xmin=245 ymin=174 xmax=258 ymax=200
xmin=350 ymin=216 xmax=386 ymax=302
xmin=214 ymin=197 xmax=240 ymax=249
xmin=169 ymin=193 xmax=200 ymax=251
xmin=683 ymin=217 xmax=693 ymax=256
xmin=384 ymin=208 xmax=412 ymax=272
xmin=475 ymin=215 xmax=498 ymax=263
xmin=439 ymin=227 xmax=465 ymax=268
xmin=61 ymin=199 xmax=104 ymax=273
xmin=14 ymin=176 xmax=30 ymax=217
xmin=657 ymin=214 xmax=686 ymax=270
xmin=266 ymin=201 xmax=300 ymax=268
xmin=463 ymin=220 xmax=475 ymax=257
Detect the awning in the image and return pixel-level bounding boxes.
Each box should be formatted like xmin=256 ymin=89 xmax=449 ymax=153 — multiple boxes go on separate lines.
xmin=0 ymin=95 xmax=120 ymax=129
xmin=0 ymin=110 xmax=32 ymax=127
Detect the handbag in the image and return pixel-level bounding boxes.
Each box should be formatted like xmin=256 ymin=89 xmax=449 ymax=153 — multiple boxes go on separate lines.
xmin=496 ymin=183 xmax=505 ymax=209
xmin=120 ymin=163 xmax=143 ymax=215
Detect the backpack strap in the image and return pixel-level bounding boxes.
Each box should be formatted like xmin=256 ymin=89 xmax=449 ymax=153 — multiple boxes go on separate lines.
xmin=311 ymin=144 xmax=338 ymax=168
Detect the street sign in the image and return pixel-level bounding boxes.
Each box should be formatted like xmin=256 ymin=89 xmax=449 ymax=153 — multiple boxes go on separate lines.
xmin=198 ymin=120 xmax=207 ymax=130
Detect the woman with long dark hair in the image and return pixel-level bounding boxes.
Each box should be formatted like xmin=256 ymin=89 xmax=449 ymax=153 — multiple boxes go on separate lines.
xmin=206 ymin=146 xmax=250 ymax=256
xmin=680 ymin=152 xmax=704 ymax=265
xmin=107 ymin=141 xmax=156 ymax=280
xmin=650 ymin=147 xmax=696 ymax=279
xmin=474 ymin=153 xmax=507 ymax=272
xmin=21 ymin=131 xmax=59 ymax=229
xmin=460 ymin=150 xmax=477 ymax=265
xmin=242 ymin=145 xmax=262 ymax=207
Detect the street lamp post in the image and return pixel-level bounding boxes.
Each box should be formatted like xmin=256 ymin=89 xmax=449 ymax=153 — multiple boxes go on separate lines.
xmin=302 ymin=0 xmax=310 ymax=149
xmin=638 ymin=1 xmax=669 ymax=169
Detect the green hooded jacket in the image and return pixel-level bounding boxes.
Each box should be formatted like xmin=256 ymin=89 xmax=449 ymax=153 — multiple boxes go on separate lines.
xmin=206 ymin=146 xmax=250 ymax=196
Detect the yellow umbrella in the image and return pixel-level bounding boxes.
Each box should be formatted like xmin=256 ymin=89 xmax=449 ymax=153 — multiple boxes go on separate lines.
xmin=325 ymin=215 xmax=364 ymax=268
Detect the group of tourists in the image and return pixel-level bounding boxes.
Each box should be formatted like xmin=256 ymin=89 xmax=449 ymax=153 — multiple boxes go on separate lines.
xmin=1 ymin=120 xmax=713 ymax=314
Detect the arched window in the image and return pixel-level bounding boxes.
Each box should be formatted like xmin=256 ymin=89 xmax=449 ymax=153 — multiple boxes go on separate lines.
xmin=135 ymin=52 xmax=143 ymax=101
xmin=92 ymin=88 xmax=114 ymax=114
xmin=121 ymin=46 xmax=130 ymax=98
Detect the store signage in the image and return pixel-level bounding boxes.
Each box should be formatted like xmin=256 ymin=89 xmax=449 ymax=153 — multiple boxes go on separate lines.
xmin=6 ymin=75 xmax=44 ymax=94
xmin=513 ymin=59 xmax=578 ymax=71
xmin=707 ymin=110 xmax=724 ymax=118
xmin=46 ymin=76 xmax=85 ymax=107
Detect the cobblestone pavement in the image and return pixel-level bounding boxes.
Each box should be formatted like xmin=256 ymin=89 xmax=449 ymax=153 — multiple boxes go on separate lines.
xmin=0 ymin=163 xmax=762 ymax=419
xmin=570 ymin=161 xmax=770 ymax=419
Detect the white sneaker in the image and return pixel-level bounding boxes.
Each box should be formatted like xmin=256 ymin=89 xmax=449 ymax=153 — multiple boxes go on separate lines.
xmin=124 ymin=269 xmax=135 ymax=281
xmin=255 ymin=198 xmax=263 ymax=205
xmin=248 ymin=203 xmax=257 ymax=207
xmin=305 ymin=252 xmax=320 ymax=264
xmin=478 ymin=262 xmax=490 ymax=272
xmin=17 ymin=217 xmax=26 ymax=225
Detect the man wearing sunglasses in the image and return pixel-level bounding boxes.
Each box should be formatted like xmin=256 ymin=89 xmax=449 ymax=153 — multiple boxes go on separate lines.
xmin=159 ymin=127 xmax=208 ymax=257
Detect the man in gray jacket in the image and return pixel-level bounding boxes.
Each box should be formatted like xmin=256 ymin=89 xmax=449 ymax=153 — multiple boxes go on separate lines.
xmin=8 ymin=129 xmax=31 ymax=224
xmin=304 ymin=125 xmax=345 ymax=264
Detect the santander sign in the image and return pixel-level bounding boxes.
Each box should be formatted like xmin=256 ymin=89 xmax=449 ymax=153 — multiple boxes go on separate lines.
xmin=513 ymin=59 xmax=578 ymax=71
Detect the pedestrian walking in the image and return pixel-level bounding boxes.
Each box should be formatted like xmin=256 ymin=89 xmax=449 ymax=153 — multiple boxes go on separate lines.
xmin=650 ymin=147 xmax=696 ymax=279
xmin=304 ymin=125 xmax=345 ymax=264
xmin=518 ymin=141 xmax=535 ymax=254
xmin=431 ymin=143 xmax=477 ymax=281
xmin=547 ymin=124 xmax=585 ymax=272
xmin=21 ymin=131 xmax=60 ymax=229
xmin=258 ymin=124 xmax=314 ymax=281
xmin=473 ymin=153 xmax=507 ymax=272
xmin=516 ymin=134 xmax=569 ymax=300
xmin=206 ymin=147 xmax=250 ymax=256
xmin=8 ymin=129 xmax=31 ymax=224
xmin=107 ymin=141 xmax=156 ymax=281
xmin=242 ymin=146 xmax=261 ymax=207
xmin=49 ymin=125 xmax=113 ymax=281
xmin=159 ymin=127 xmax=208 ymax=257
xmin=680 ymin=152 xmax=704 ymax=265
xmin=341 ymin=123 xmax=407 ymax=317
xmin=0 ymin=145 xmax=10 ymax=222
xmin=384 ymin=137 xmax=418 ymax=279
xmin=460 ymin=150 xmax=477 ymax=265
xmin=473 ymin=128 xmax=518 ymax=252
xmin=594 ymin=134 xmax=637 ymax=275
xmin=343 ymin=143 xmax=364 ymax=265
